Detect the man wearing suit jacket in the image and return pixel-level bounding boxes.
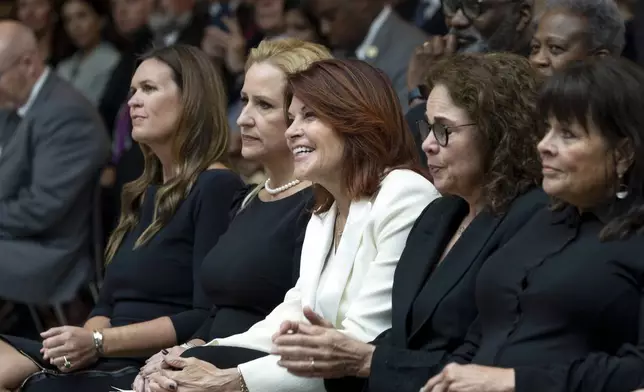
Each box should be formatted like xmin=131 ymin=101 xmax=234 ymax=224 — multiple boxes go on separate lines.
xmin=0 ymin=21 xmax=109 ymax=304
xmin=314 ymin=0 xmax=428 ymax=111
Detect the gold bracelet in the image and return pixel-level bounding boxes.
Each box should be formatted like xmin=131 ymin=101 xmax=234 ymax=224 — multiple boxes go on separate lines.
xmin=237 ymin=367 xmax=249 ymax=392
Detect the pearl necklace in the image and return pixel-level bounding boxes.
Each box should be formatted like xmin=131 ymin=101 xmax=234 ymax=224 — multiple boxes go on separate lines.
xmin=264 ymin=178 xmax=301 ymax=195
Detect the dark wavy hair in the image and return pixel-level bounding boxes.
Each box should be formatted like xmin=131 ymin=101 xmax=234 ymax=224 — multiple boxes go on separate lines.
xmin=286 ymin=59 xmax=426 ymax=213
xmin=105 ymin=45 xmax=230 ymax=262
xmin=424 ymin=52 xmax=544 ymax=214
xmin=538 ymin=57 xmax=644 ymax=240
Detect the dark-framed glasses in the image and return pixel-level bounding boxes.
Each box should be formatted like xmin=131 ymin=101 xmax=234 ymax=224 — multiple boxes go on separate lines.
xmin=442 ymin=0 xmax=517 ymax=20
xmin=417 ymin=119 xmax=476 ymax=147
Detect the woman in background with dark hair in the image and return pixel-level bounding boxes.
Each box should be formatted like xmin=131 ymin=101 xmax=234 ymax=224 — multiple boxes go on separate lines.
xmin=57 ymin=0 xmax=121 ymax=105
xmin=421 ymin=57 xmax=644 ymax=392
xmin=0 ymin=44 xmax=243 ymax=392
xmin=284 ymin=0 xmax=325 ymax=44
xmin=143 ymin=59 xmax=439 ymax=392
xmin=14 ymin=0 xmax=74 ymax=67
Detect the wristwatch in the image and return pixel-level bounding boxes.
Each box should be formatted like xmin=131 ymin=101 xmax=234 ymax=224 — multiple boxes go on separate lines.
xmin=92 ymin=330 xmax=104 ymax=355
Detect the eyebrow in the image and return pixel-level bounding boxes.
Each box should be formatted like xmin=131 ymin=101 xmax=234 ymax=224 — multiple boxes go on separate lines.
xmin=433 ymin=115 xmax=455 ymax=126
xmin=253 ymin=94 xmax=274 ymax=102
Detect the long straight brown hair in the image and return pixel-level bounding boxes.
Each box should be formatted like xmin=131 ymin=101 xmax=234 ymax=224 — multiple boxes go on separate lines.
xmin=105 ymin=45 xmax=230 ymax=262
xmin=286 ymin=59 xmax=426 ymax=213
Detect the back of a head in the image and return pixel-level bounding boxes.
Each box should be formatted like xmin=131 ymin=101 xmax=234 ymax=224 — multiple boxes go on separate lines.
xmin=287 ymin=59 xmax=421 ymax=203
xmin=426 ymin=52 xmax=544 ymax=211
xmin=246 ymin=38 xmax=332 ymax=76
xmin=543 ymin=0 xmax=625 ymax=55
xmin=139 ymin=44 xmax=229 ymax=166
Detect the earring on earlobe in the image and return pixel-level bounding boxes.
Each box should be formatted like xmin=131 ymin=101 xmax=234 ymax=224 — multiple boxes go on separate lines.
xmin=616 ymin=173 xmax=629 ymax=200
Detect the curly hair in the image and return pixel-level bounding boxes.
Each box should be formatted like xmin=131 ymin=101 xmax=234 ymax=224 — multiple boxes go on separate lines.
xmin=424 ymin=52 xmax=544 ymax=214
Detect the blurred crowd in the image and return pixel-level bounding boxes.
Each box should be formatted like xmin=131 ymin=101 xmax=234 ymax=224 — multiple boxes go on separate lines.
xmin=0 ymin=0 xmax=644 ymax=390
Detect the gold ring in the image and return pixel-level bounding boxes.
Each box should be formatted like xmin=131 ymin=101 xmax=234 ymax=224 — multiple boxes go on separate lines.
xmin=310 ymin=359 xmax=315 ymax=369
xmin=63 ymin=356 xmax=71 ymax=369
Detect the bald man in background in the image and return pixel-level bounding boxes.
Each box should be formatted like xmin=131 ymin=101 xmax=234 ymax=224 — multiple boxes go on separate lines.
xmin=0 ymin=21 xmax=109 ymax=305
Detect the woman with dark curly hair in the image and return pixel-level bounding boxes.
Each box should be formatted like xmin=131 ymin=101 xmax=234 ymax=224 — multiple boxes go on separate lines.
xmin=420 ymin=56 xmax=644 ymax=392
xmin=271 ymin=52 xmax=547 ymax=392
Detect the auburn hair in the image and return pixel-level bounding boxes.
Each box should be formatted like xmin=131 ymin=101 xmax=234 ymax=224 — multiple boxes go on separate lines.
xmin=286 ymin=59 xmax=426 ymax=213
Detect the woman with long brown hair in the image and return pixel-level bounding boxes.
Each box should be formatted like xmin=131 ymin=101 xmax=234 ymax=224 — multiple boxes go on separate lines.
xmin=141 ymin=59 xmax=439 ymax=392
xmin=0 ymin=44 xmax=244 ymax=391
xmin=134 ymin=38 xmax=332 ymax=392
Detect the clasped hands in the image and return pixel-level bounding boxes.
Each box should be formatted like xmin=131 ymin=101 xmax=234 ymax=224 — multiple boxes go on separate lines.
xmin=134 ymin=348 xmax=239 ymax=392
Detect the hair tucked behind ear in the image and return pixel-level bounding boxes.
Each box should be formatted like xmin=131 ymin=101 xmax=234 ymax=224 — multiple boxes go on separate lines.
xmin=105 ymin=44 xmax=230 ymax=262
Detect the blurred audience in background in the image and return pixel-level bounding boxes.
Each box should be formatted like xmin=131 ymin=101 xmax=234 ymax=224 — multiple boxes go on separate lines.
xmin=57 ymin=0 xmax=121 ymax=105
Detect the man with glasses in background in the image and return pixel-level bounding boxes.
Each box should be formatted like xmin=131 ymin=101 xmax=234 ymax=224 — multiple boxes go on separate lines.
xmin=405 ymin=0 xmax=535 ymax=166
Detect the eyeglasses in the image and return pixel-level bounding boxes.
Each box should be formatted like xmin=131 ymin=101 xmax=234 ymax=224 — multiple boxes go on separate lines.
xmin=442 ymin=0 xmax=517 ymax=20
xmin=417 ymin=119 xmax=476 ymax=147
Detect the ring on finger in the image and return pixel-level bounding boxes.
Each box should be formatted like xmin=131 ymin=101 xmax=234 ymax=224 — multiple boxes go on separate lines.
xmin=309 ymin=357 xmax=315 ymax=369
xmin=63 ymin=355 xmax=72 ymax=369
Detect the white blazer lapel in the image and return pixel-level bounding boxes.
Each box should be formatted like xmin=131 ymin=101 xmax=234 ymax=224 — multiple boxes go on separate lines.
xmin=299 ymin=204 xmax=336 ymax=310
xmin=317 ymin=199 xmax=373 ymax=326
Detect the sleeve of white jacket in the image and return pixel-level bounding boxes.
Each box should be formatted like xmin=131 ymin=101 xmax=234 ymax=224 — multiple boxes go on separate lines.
xmin=235 ymin=171 xmax=440 ymax=392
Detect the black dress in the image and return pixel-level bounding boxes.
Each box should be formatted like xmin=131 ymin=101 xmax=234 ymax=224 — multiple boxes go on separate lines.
xmin=445 ymin=203 xmax=644 ymax=392
xmin=181 ymin=188 xmax=314 ymax=367
xmin=1 ymin=169 xmax=244 ymax=390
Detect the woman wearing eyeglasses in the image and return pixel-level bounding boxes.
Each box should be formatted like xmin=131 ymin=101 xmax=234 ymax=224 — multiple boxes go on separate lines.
xmin=272 ymin=52 xmax=546 ymax=392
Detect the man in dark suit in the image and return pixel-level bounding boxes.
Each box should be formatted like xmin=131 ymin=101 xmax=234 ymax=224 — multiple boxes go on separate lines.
xmin=313 ymin=0 xmax=428 ymax=111
xmin=0 ymin=21 xmax=109 ymax=304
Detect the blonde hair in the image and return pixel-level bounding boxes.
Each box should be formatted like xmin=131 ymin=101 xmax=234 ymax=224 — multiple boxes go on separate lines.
xmin=239 ymin=38 xmax=332 ymax=210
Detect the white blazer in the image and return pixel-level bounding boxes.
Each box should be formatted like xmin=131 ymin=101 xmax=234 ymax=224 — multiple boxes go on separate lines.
xmin=207 ymin=169 xmax=440 ymax=391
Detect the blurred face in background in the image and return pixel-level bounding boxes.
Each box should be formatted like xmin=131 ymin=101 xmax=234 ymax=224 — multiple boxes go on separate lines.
xmin=314 ymin=0 xmax=373 ymax=51
xmin=529 ymin=9 xmax=590 ymax=77
xmin=62 ymin=0 xmax=104 ymax=50
xmin=111 ymin=0 xmax=153 ymax=35
xmin=285 ymin=8 xmax=318 ymax=42
xmin=149 ymin=0 xmax=194 ymax=30
xmin=16 ymin=0 xmax=55 ymax=37
xmin=0 ymin=50 xmax=38 ymax=109
xmin=442 ymin=0 xmax=529 ymax=54
xmin=255 ymin=0 xmax=285 ymax=35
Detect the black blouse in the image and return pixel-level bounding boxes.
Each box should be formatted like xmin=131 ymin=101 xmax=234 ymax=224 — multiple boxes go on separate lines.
xmin=450 ymin=203 xmax=644 ymax=392
xmin=90 ymin=169 xmax=245 ymax=343
xmin=192 ymin=188 xmax=314 ymax=341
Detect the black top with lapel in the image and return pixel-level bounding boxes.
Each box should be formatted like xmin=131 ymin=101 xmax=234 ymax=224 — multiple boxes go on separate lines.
xmin=325 ymin=188 xmax=547 ymax=392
